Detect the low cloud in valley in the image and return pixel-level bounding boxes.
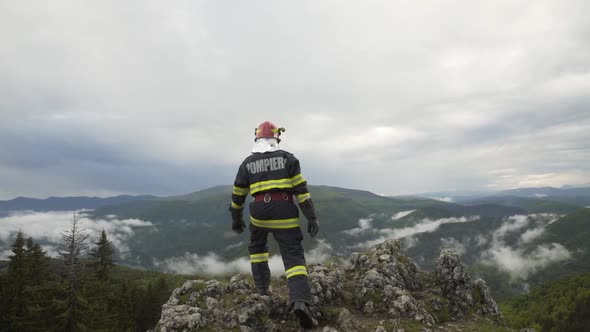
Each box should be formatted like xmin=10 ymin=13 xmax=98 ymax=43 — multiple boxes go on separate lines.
xmin=153 ymin=239 xmax=335 ymax=276
xmin=0 ymin=210 xmax=153 ymax=259
xmin=356 ymin=216 xmax=480 ymax=249
xmin=481 ymin=214 xmax=570 ymax=280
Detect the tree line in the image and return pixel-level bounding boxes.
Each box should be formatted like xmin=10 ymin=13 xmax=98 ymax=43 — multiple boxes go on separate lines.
xmin=500 ymin=272 xmax=590 ymax=332
xmin=0 ymin=213 xmax=172 ymax=332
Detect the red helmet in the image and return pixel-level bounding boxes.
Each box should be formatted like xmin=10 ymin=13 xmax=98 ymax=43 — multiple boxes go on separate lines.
xmin=255 ymin=121 xmax=285 ymax=141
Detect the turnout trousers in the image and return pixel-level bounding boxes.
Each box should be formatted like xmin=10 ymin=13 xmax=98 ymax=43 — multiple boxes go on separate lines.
xmin=248 ymin=224 xmax=311 ymax=305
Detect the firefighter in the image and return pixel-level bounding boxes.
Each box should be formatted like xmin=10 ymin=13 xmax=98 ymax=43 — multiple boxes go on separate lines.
xmin=229 ymin=121 xmax=319 ymax=329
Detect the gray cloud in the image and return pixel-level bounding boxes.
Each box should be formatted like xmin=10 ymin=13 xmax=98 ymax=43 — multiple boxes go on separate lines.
xmin=1 ymin=1 xmax=589 ymax=198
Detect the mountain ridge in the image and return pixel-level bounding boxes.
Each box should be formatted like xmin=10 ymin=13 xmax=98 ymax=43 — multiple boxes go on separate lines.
xmin=2 ymin=185 xmax=588 ymax=213
xmin=0 ymin=194 xmax=158 ymax=213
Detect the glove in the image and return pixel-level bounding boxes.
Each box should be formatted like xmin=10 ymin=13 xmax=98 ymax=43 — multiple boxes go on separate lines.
xmin=229 ymin=205 xmax=246 ymax=234
xmin=307 ymin=219 xmax=319 ymax=238
xmin=232 ymin=217 xmax=246 ymax=234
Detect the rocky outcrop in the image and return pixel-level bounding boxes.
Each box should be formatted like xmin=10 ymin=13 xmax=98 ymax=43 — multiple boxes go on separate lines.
xmin=473 ymin=279 xmax=504 ymax=322
xmin=309 ymin=263 xmax=345 ymax=308
xmin=435 ymin=249 xmax=474 ymax=318
xmin=348 ymin=240 xmax=434 ymax=325
xmin=436 ymin=249 xmax=504 ymax=323
xmin=157 ymin=240 xmax=506 ymax=331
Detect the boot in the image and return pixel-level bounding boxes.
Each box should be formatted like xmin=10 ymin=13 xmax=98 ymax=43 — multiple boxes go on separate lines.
xmin=293 ymin=301 xmax=313 ymax=329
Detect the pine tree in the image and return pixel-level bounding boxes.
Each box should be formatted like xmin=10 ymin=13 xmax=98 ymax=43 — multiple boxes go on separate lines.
xmin=20 ymin=237 xmax=55 ymax=332
xmin=89 ymin=230 xmax=114 ymax=281
xmin=55 ymin=213 xmax=89 ymax=332
xmin=24 ymin=237 xmax=49 ymax=285
xmin=0 ymin=270 xmax=11 ymax=330
xmin=110 ymin=281 xmax=138 ymax=331
xmin=7 ymin=231 xmax=27 ymax=326
xmin=81 ymin=277 xmax=113 ymax=330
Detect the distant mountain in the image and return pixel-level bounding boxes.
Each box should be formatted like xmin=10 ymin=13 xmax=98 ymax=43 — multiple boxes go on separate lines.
xmin=0 ymin=195 xmax=158 ymax=213
xmin=416 ymin=186 xmax=590 ymax=207
xmin=462 ymin=195 xmax=582 ymax=214
xmin=499 ymin=186 xmax=590 ymax=198
xmin=2 ymin=185 xmax=590 ymax=301
xmin=496 ymin=187 xmax=590 ymax=207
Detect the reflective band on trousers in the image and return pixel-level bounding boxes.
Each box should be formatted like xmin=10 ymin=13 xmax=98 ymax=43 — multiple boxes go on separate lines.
xmin=250 ymin=216 xmax=299 ymax=229
xmin=250 ymin=252 xmax=269 ymax=263
xmin=233 ymin=186 xmax=249 ymax=196
xmin=231 ymin=201 xmax=244 ymax=209
xmin=285 ymin=265 xmax=308 ymax=279
xmin=296 ymin=193 xmax=311 ymax=203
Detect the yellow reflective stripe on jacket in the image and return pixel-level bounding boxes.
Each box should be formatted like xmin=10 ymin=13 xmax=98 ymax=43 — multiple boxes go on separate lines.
xmin=231 ymin=201 xmax=244 ymax=209
xmin=296 ymin=193 xmax=311 ymax=204
xmin=250 ymin=178 xmax=293 ymax=194
xmin=233 ymin=186 xmax=249 ymax=196
xmin=249 ymin=175 xmax=307 ymax=195
xmin=285 ymin=265 xmax=308 ymax=279
xmin=250 ymin=216 xmax=299 ymax=229
xmin=250 ymin=252 xmax=269 ymax=263
xmin=291 ymin=173 xmax=306 ymax=186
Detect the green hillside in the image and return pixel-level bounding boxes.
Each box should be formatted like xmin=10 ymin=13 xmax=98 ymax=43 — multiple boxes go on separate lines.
xmin=49 ymin=187 xmax=587 ymax=302
xmin=89 ymin=185 xmax=462 ymax=265
xmin=529 ymin=208 xmax=590 ymax=280
xmin=500 ymin=273 xmax=590 ymax=332
xmin=87 ymin=185 xmax=540 ymax=269
xmin=544 ymin=208 xmax=590 ymax=249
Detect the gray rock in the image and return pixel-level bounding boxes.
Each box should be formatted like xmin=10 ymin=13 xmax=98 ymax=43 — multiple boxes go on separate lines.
xmin=385 ymin=287 xmax=435 ymax=325
xmin=309 ymin=263 xmax=345 ymax=307
xmin=227 ymin=273 xmax=253 ymax=295
xmin=206 ymin=297 xmax=219 ymax=310
xmin=363 ymin=300 xmax=375 ymax=314
xmin=157 ymin=241 xmax=507 ymax=331
xmin=435 ymin=249 xmax=473 ymax=318
xmin=322 ymin=327 xmax=340 ymax=332
xmin=473 ymin=278 xmax=504 ymax=323
xmin=158 ymin=304 xmax=207 ymax=332
xmin=379 ymin=254 xmax=391 ymax=262
xmin=337 ymin=308 xmax=358 ymax=332
xmin=350 ymin=240 xmax=424 ymax=304
xmin=240 ymin=325 xmax=254 ymax=332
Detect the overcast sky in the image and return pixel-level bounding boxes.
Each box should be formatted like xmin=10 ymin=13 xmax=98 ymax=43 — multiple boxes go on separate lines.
xmin=1 ymin=1 xmax=589 ymax=199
